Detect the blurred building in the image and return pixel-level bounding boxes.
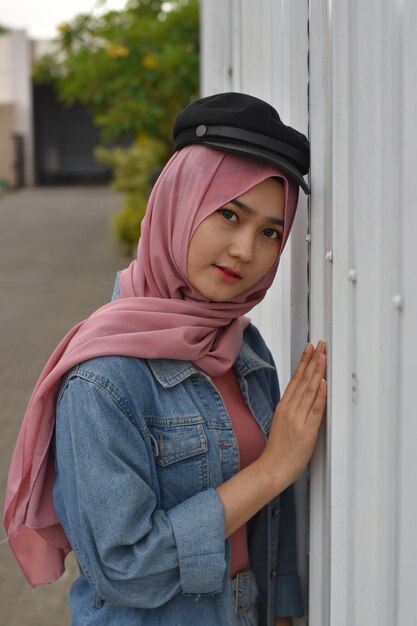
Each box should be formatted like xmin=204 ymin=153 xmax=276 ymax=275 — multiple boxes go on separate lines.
xmin=0 ymin=30 xmax=33 ymax=187
xmin=0 ymin=30 xmax=110 ymax=189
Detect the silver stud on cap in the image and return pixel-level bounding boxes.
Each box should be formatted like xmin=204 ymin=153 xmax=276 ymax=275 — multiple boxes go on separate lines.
xmin=195 ymin=124 xmax=207 ymax=137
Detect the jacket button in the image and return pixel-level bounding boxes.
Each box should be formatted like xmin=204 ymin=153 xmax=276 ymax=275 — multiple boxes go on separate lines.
xmin=271 ymin=570 xmax=279 ymax=578
xmin=272 ymin=507 xmax=281 ymax=518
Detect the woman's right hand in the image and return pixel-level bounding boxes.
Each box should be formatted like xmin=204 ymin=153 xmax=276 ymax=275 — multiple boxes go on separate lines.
xmin=216 ymin=341 xmax=327 ymax=538
xmin=259 ymin=341 xmax=327 ymax=490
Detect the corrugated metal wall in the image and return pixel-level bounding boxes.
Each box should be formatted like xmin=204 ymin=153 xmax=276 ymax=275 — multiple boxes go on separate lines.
xmin=201 ymin=1 xmax=417 ymax=625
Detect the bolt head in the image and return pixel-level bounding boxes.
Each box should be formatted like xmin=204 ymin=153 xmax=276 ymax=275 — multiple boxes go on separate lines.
xmin=348 ymin=269 xmax=357 ymax=283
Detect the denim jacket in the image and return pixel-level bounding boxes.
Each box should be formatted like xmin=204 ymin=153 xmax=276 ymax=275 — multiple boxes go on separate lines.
xmin=52 ymin=275 xmax=303 ymax=625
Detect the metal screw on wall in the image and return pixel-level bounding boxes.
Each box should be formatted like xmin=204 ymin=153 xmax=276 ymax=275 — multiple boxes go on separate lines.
xmin=392 ymin=294 xmax=404 ymax=311
xmin=348 ymin=269 xmax=357 ymax=283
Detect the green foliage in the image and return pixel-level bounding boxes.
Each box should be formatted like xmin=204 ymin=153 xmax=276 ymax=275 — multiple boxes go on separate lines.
xmin=33 ymin=0 xmax=200 ymax=144
xmin=111 ymin=196 xmax=147 ymax=257
xmin=33 ymin=0 xmax=199 ymax=251
xmin=95 ymin=137 xmax=168 ymax=255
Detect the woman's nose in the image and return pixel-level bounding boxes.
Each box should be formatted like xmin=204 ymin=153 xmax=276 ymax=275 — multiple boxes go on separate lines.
xmin=229 ymin=231 xmax=255 ymax=263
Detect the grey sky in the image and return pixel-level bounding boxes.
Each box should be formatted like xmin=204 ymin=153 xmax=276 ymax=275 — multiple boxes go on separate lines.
xmin=1 ymin=0 xmax=128 ymax=39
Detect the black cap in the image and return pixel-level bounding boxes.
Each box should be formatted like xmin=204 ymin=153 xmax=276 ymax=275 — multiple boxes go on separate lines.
xmin=173 ymin=92 xmax=310 ymax=194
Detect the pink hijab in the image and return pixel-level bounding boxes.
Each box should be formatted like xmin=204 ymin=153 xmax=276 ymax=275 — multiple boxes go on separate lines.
xmin=3 ymin=145 xmax=299 ymax=587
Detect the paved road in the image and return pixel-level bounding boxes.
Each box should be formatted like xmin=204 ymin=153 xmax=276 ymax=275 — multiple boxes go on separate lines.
xmin=0 ymin=187 xmax=127 ymax=625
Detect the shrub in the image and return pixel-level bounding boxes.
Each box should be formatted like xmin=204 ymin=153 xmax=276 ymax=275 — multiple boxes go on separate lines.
xmin=96 ymin=137 xmax=167 ymax=255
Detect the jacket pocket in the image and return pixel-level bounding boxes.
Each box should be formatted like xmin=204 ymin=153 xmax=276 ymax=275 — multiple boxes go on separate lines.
xmin=145 ymin=415 xmax=209 ymax=508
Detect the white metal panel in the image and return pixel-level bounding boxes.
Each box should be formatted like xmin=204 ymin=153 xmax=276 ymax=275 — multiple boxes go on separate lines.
xmin=238 ymin=1 xmax=273 ymax=100
xmin=202 ymin=0 xmax=417 ymax=624
xmin=325 ymin=2 xmax=352 ymax=624
xmin=308 ymin=0 xmax=333 ymax=623
xmin=397 ymin=1 xmax=417 ymax=620
xmin=348 ymin=2 xmax=400 ymax=622
xmin=200 ymin=0 xmax=233 ymax=94
xmin=397 ymin=4 xmax=417 ymax=623
xmin=309 ymin=0 xmax=417 ymax=624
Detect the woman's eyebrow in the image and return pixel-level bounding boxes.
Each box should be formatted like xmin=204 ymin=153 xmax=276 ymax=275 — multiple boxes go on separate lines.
xmin=229 ymin=199 xmax=284 ymax=226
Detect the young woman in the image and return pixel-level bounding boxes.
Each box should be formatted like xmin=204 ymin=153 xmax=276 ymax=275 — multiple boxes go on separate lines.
xmin=4 ymin=93 xmax=326 ymax=626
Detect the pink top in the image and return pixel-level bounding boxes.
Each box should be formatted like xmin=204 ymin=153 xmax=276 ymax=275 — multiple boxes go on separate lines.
xmin=211 ymin=369 xmax=266 ymax=577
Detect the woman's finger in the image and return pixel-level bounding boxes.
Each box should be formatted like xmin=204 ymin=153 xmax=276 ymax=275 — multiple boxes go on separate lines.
xmin=306 ymin=378 xmax=327 ymax=432
xmin=285 ymin=347 xmax=325 ymax=406
xmin=294 ymin=352 xmax=326 ymax=419
xmin=316 ymin=340 xmax=327 ymax=354
xmin=282 ymin=343 xmax=317 ymax=402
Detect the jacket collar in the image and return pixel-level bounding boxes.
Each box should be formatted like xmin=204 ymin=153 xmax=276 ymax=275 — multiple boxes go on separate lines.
xmin=148 ymin=341 xmax=275 ymax=389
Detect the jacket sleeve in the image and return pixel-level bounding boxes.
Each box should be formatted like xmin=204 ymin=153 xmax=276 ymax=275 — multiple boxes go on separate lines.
xmin=273 ymin=485 xmax=304 ymax=618
xmin=53 ymin=371 xmax=226 ymax=609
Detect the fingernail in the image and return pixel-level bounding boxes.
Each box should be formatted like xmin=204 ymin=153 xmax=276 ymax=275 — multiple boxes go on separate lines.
xmin=305 ymin=343 xmax=313 ymax=353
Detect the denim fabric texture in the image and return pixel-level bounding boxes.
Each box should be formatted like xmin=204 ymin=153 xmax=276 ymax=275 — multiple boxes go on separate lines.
xmin=52 ymin=273 xmax=303 ymax=625
xmin=232 ymin=570 xmax=259 ymax=625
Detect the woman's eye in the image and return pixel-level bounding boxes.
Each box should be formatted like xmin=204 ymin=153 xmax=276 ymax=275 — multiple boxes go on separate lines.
xmin=263 ymin=228 xmax=282 ymax=240
xmin=218 ymin=208 xmax=238 ymax=222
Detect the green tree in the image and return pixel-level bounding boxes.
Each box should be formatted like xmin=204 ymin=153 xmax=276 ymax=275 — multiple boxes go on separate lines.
xmin=34 ymin=0 xmax=199 ymax=145
xmin=34 ymin=0 xmax=199 ymax=253
xmin=95 ymin=137 xmax=167 ymax=255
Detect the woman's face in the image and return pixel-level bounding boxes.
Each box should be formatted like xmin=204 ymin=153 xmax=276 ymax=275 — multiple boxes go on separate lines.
xmin=187 ymin=177 xmax=285 ymax=302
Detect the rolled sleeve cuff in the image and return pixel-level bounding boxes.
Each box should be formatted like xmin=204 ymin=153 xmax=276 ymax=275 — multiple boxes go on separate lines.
xmin=167 ymin=488 xmax=226 ymax=595
xmin=274 ymin=574 xmax=304 ymax=618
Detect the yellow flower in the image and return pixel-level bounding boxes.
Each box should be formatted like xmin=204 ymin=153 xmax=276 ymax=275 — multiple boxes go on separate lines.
xmin=106 ymin=43 xmax=129 ymax=59
xmin=143 ymin=55 xmax=159 ymax=70
xmin=136 ymin=133 xmax=149 ymax=146
xmin=57 ymin=23 xmax=70 ymax=34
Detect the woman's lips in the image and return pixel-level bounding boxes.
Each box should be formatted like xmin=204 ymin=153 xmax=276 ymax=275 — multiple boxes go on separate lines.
xmin=213 ymin=265 xmax=242 ymax=284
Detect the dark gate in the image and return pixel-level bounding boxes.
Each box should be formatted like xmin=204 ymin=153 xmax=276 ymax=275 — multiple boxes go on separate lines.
xmin=33 ymin=84 xmax=111 ymax=185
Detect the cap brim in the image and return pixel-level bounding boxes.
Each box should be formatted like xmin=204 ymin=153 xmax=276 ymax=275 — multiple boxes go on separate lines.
xmin=203 ymin=140 xmax=310 ymax=194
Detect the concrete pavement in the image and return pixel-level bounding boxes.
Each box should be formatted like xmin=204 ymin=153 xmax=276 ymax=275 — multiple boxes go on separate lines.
xmin=0 ymin=186 xmax=127 ymax=625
